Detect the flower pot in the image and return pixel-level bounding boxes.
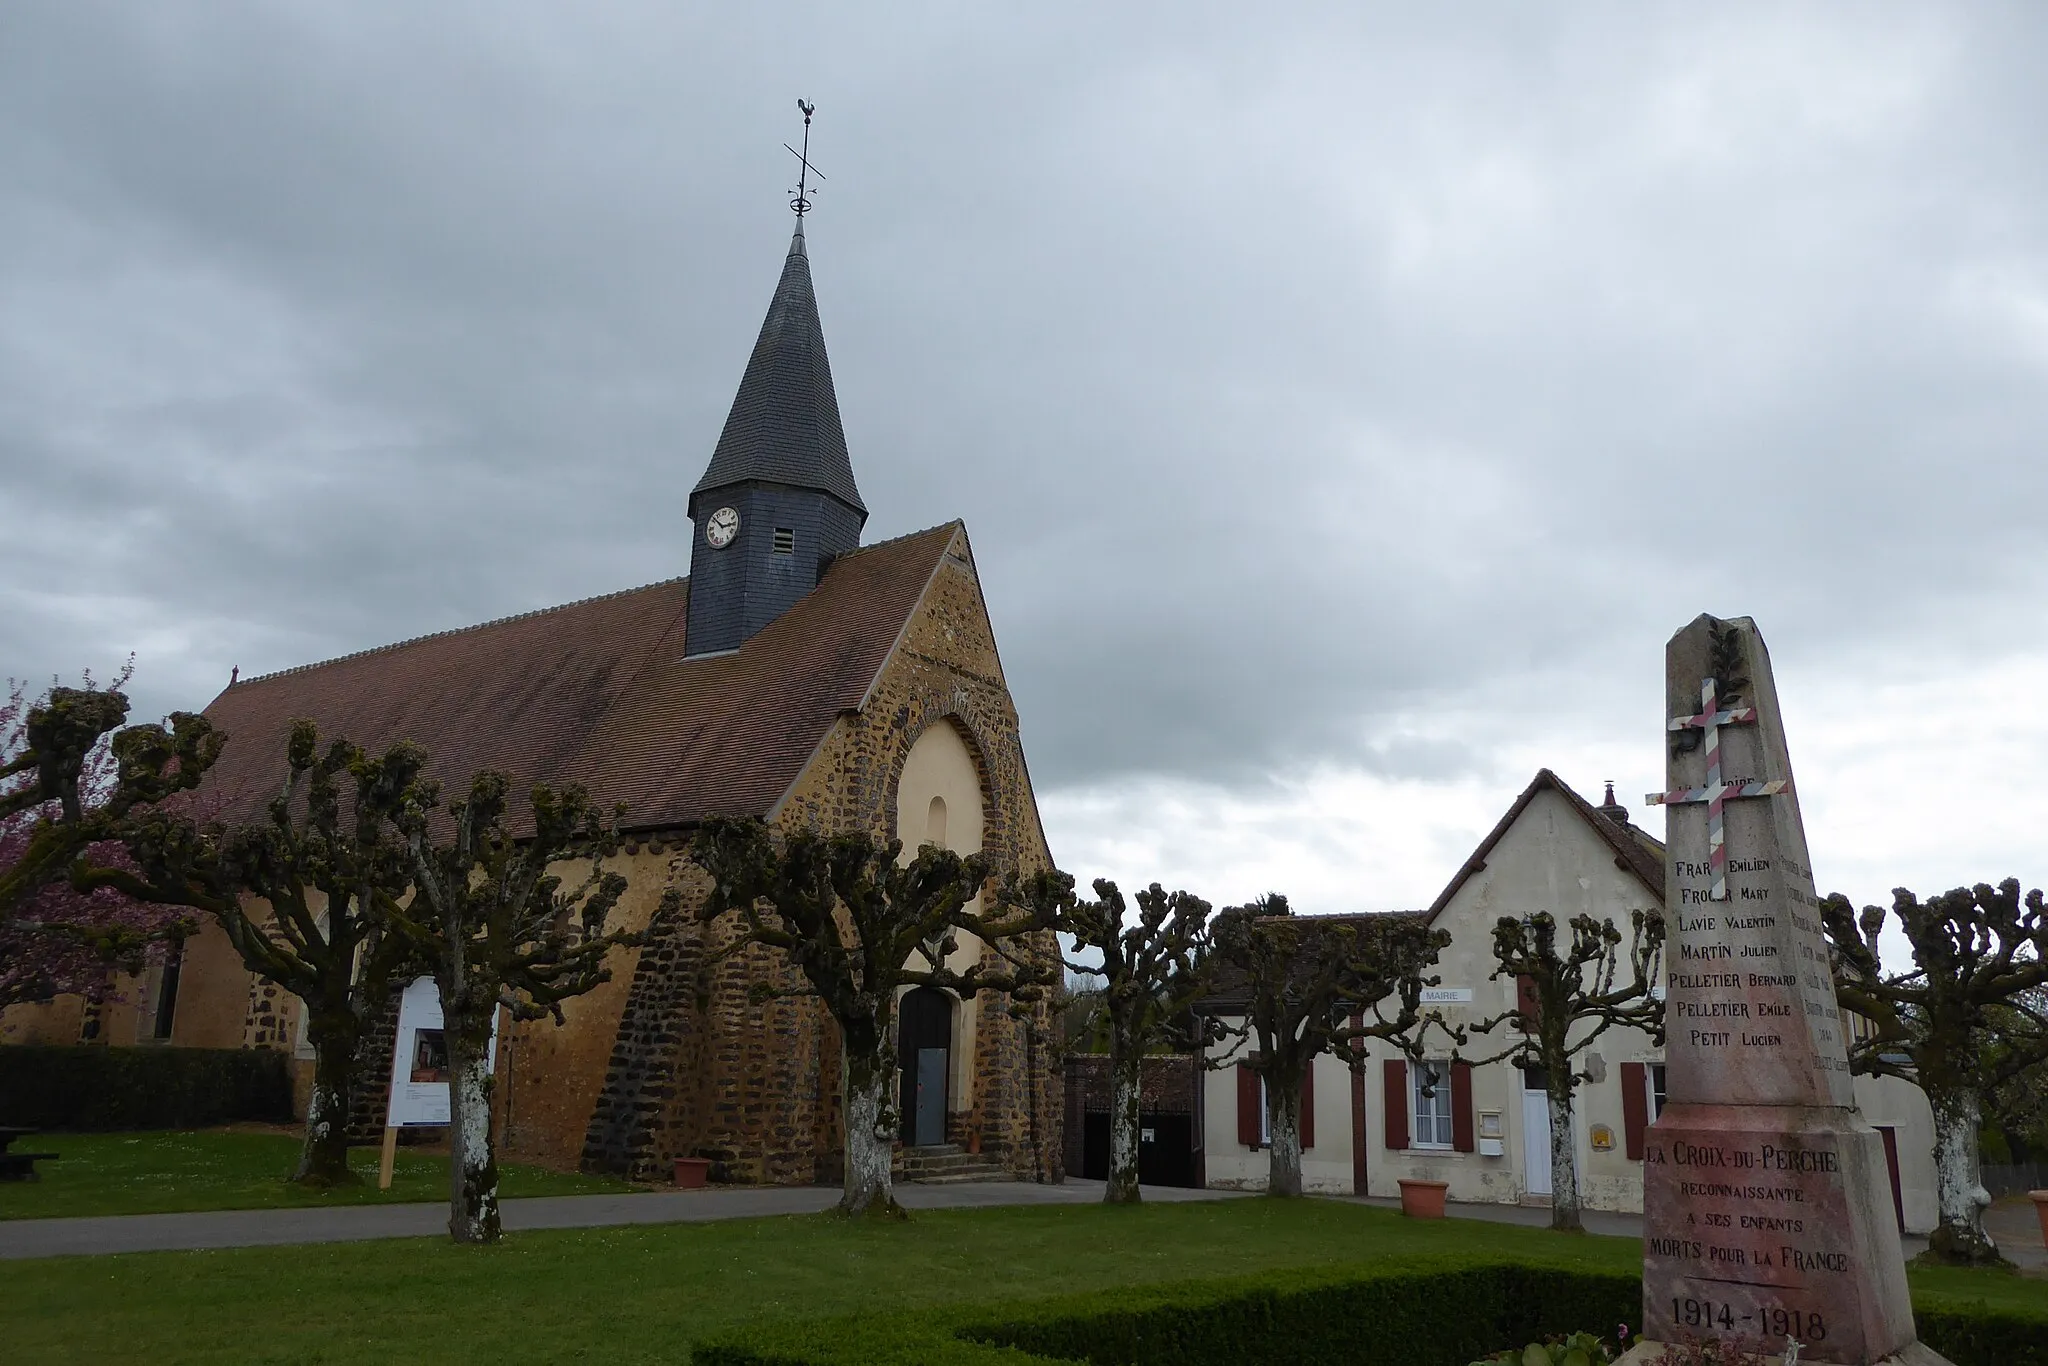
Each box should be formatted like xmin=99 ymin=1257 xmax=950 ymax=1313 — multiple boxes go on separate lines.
xmin=965 ymin=1130 xmax=982 ymax=1155
xmin=673 ymin=1157 xmax=712 ymax=1189
xmin=2030 ymin=1190 xmax=2048 ymax=1247
xmin=1398 ymin=1177 xmax=1449 ymax=1219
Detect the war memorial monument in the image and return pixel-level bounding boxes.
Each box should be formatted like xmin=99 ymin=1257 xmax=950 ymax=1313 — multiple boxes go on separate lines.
xmin=1616 ymin=615 xmax=1948 ymax=1366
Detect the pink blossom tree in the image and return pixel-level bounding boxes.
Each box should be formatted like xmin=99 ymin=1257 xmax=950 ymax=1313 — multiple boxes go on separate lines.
xmin=89 ymin=723 xmax=428 ymax=1186
xmin=0 ymin=667 xmax=221 ymax=1013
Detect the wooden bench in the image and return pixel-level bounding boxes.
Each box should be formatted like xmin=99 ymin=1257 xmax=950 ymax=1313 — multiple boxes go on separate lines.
xmin=0 ymin=1150 xmax=58 ymax=1181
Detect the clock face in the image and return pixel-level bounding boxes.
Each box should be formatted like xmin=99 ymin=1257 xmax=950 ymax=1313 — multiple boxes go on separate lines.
xmin=705 ymin=506 xmax=740 ymax=549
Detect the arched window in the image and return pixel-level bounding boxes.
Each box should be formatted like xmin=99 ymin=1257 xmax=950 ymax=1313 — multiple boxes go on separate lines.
xmin=925 ymin=795 xmax=948 ymax=850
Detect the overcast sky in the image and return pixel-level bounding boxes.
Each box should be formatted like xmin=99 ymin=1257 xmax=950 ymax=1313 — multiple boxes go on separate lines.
xmin=5 ymin=4 xmax=2046 ymax=941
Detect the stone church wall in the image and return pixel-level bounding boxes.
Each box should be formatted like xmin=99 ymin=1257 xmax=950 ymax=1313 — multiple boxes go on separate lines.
xmin=499 ymin=845 xmax=681 ymax=1167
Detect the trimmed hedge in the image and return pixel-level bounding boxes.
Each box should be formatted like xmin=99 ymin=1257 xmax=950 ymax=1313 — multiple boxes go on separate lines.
xmin=1918 ymin=1298 xmax=2048 ymax=1366
xmin=691 ymin=1259 xmax=2048 ymax=1366
xmin=970 ymin=1262 xmax=1639 ymax=1366
xmin=0 ymin=1045 xmax=294 ymax=1131
xmin=692 ymin=1259 xmax=1638 ymax=1366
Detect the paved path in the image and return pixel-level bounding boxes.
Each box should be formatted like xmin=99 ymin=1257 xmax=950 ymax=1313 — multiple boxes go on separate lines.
xmin=9 ymin=1181 xmax=2039 ymax=1271
xmin=1985 ymin=1194 xmax=2048 ymax=1271
xmin=0 ymin=1179 xmax=1233 ymax=1260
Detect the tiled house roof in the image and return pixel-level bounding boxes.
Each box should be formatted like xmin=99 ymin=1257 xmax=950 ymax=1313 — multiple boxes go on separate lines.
xmin=200 ymin=522 xmax=960 ymax=831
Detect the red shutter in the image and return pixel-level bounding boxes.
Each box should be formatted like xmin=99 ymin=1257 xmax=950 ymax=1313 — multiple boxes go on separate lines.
xmin=1621 ymin=1062 xmax=1649 ymax=1161
xmin=1516 ymin=975 xmax=1540 ymax=1031
xmin=1383 ymin=1059 xmax=1409 ymax=1151
xmin=1236 ymin=1063 xmax=1262 ymax=1148
xmin=1878 ymin=1126 xmax=1905 ymax=1233
xmin=1451 ymin=1062 xmax=1475 ymax=1153
xmin=1300 ymin=1064 xmax=1315 ymax=1151
xmin=1350 ymin=1056 xmax=1368 ymax=1194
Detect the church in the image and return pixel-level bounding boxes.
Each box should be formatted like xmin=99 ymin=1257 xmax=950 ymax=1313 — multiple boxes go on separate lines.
xmin=17 ymin=210 xmax=1064 ymax=1186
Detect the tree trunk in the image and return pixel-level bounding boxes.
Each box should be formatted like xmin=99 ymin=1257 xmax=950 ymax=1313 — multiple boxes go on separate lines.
xmin=1266 ymin=1071 xmax=1304 ymax=1198
xmin=291 ymin=1009 xmax=360 ymax=1187
xmin=1548 ymin=1083 xmax=1582 ymax=1232
xmin=840 ymin=1036 xmax=905 ymax=1219
xmin=1104 ymin=1045 xmax=1143 ymax=1204
xmin=1927 ymin=1083 xmax=2002 ymax=1265
xmin=443 ymin=1013 xmax=500 ymax=1244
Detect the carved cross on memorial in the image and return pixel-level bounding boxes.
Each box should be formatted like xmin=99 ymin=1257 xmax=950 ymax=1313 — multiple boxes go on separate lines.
xmin=1623 ymin=614 xmax=1944 ymax=1366
xmin=1647 ymin=677 xmax=1791 ymax=902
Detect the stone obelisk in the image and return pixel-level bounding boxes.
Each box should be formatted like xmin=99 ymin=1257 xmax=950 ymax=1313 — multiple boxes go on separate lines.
xmin=1631 ymin=616 xmax=1940 ymax=1366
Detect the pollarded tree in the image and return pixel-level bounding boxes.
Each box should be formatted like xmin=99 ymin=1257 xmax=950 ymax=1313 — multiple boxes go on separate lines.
xmin=94 ymin=723 xmax=431 ymax=1186
xmin=376 ymin=770 xmax=655 ymax=1244
xmin=1208 ymin=895 xmax=1450 ymax=1198
xmin=0 ymin=674 xmax=222 ymax=1009
xmin=1456 ymin=909 xmax=1666 ymax=1232
xmin=1823 ymin=881 xmax=2048 ymax=1266
xmin=1003 ymin=873 xmax=1222 ymax=1204
xmin=1986 ymin=987 xmax=2048 ymax=1162
xmin=689 ymin=818 xmax=1053 ymax=1219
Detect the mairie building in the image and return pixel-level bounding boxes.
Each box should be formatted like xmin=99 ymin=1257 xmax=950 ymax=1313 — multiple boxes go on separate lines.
xmin=3 ymin=216 xmax=1063 ymax=1187
xmin=1199 ymin=771 xmax=1939 ymax=1231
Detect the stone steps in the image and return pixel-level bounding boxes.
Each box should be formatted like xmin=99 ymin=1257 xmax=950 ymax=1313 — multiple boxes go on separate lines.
xmin=899 ymin=1143 xmax=1010 ymax=1184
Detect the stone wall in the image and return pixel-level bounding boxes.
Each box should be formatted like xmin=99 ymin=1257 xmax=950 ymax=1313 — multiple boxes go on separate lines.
xmin=344 ymin=982 xmax=404 ymax=1142
xmin=578 ymin=868 xmax=714 ymax=1181
xmin=498 ymin=845 xmax=679 ymax=1167
xmin=1063 ymin=1054 xmax=1199 ymax=1112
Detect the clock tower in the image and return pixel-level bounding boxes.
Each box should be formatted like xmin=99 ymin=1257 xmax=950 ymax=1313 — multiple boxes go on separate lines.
xmin=684 ymin=214 xmax=867 ymax=656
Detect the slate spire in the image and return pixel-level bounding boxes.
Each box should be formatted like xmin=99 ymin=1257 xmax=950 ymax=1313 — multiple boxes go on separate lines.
xmin=684 ymin=215 xmax=869 ymax=656
xmin=689 ymin=220 xmax=866 ymax=518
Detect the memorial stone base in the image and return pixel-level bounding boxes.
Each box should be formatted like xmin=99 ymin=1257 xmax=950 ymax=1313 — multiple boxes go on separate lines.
xmin=1643 ymin=1104 xmax=1915 ymax=1364
xmin=1613 ymin=1343 xmax=1955 ymax=1366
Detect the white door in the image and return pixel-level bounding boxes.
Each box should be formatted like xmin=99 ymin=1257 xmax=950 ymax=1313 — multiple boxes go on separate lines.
xmin=1522 ymin=1067 xmax=1551 ymax=1197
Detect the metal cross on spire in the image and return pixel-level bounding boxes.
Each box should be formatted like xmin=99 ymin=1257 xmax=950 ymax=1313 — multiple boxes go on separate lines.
xmin=786 ymin=98 xmax=826 ymax=218
xmin=1647 ymin=676 xmax=1791 ymax=901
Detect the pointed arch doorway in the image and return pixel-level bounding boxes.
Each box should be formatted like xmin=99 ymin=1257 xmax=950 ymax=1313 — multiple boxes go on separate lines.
xmin=898 ymin=987 xmax=953 ymax=1147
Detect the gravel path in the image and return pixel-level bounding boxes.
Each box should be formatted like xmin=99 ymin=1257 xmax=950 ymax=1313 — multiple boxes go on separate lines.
xmin=0 ymin=1178 xmax=1234 ymax=1259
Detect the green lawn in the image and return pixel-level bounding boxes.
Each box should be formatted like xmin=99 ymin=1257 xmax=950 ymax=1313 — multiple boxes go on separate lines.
xmin=0 ymin=1128 xmax=631 ymax=1220
xmin=1 ymin=1197 xmax=2038 ymax=1366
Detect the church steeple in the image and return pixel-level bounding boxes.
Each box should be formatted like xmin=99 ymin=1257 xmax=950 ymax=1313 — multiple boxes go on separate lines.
xmin=689 ymin=221 xmax=865 ymax=520
xmin=686 ymin=106 xmax=867 ymax=657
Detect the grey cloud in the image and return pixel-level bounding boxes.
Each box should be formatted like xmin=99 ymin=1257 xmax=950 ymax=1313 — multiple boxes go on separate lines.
xmin=3 ymin=3 xmax=2046 ymax=798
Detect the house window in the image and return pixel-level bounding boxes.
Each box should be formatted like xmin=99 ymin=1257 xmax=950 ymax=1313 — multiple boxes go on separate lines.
xmin=773 ymin=527 xmax=795 ymax=554
xmin=1649 ymin=1063 xmax=1667 ymax=1121
xmin=1412 ymin=1060 xmax=1454 ymax=1148
xmin=150 ymin=940 xmax=184 ymax=1041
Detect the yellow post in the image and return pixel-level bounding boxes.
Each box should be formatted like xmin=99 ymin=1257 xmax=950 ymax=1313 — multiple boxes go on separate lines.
xmin=377 ymin=1124 xmax=399 ymax=1191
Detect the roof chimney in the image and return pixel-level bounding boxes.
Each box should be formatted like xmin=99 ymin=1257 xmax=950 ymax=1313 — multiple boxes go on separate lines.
xmin=1598 ymin=781 xmax=1630 ymax=826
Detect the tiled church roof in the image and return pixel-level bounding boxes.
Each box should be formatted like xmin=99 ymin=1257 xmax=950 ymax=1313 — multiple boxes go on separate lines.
xmin=690 ymin=223 xmax=865 ymax=515
xmin=200 ymin=522 xmax=960 ymax=832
